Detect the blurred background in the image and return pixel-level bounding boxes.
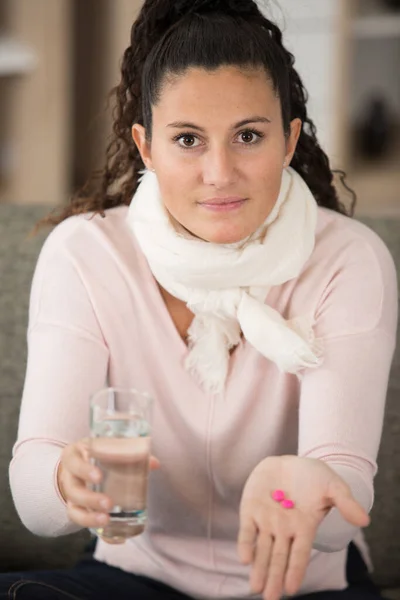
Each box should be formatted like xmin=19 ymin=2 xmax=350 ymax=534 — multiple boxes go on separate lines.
xmin=0 ymin=0 xmax=399 ymax=215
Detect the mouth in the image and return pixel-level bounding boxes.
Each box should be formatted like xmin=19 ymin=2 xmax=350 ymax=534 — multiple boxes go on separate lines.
xmin=198 ymin=197 xmax=248 ymax=212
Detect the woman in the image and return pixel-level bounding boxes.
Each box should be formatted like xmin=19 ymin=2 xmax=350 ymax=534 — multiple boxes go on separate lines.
xmin=7 ymin=0 xmax=398 ymax=599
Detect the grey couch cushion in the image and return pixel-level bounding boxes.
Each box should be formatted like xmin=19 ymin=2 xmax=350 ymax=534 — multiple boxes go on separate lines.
xmin=0 ymin=205 xmax=89 ymax=571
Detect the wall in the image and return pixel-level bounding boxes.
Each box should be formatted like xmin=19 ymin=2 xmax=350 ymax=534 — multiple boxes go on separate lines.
xmin=350 ymin=37 xmax=400 ymax=125
xmin=0 ymin=0 xmax=141 ymax=205
xmin=73 ymin=0 xmax=141 ymax=189
xmin=0 ymin=0 xmax=72 ymax=205
xmin=260 ymin=0 xmax=347 ymax=165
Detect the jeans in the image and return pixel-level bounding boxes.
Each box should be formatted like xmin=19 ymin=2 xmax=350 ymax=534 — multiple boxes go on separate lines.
xmin=0 ymin=543 xmax=385 ymax=599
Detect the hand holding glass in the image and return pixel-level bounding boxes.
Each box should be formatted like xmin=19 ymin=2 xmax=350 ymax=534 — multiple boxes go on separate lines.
xmin=89 ymin=387 xmax=153 ymax=543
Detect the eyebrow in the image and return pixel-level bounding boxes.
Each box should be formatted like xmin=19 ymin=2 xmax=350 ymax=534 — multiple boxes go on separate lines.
xmin=166 ymin=116 xmax=272 ymax=131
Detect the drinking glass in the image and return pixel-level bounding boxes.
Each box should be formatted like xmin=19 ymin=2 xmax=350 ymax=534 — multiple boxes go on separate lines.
xmin=88 ymin=387 xmax=153 ymax=543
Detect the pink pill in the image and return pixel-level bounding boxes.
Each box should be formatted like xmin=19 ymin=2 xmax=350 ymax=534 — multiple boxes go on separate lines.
xmin=281 ymin=499 xmax=295 ymax=509
xmin=272 ymin=490 xmax=286 ymax=502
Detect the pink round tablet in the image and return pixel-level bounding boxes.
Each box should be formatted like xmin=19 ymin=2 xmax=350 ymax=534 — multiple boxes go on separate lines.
xmin=281 ymin=499 xmax=295 ymax=509
xmin=272 ymin=490 xmax=286 ymax=502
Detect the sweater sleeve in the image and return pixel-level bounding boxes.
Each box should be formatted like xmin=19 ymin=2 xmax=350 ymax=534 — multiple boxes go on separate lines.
xmin=298 ymin=231 xmax=398 ymax=552
xmin=9 ymin=227 xmax=109 ymax=537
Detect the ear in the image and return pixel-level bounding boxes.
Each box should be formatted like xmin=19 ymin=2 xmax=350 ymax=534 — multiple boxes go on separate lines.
xmin=132 ymin=124 xmax=153 ymax=170
xmin=284 ymin=118 xmax=302 ymax=167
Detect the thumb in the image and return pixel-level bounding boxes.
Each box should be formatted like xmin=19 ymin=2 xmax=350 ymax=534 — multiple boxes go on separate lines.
xmin=328 ymin=480 xmax=370 ymax=528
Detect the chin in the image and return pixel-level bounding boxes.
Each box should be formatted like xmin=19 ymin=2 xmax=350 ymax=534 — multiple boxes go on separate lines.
xmin=211 ymin=234 xmax=246 ymax=245
xmin=199 ymin=225 xmax=253 ymax=245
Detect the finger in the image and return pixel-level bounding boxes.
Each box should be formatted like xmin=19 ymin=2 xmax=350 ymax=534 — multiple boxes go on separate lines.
xmin=67 ymin=476 xmax=113 ymax=513
xmin=284 ymin=534 xmax=313 ymax=596
xmin=263 ymin=536 xmax=290 ymax=600
xmin=63 ymin=445 xmax=102 ymax=484
xmin=77 ymin=439 xmax=90 ymax=460
xmin=238 ymin=518 xmax=257 ymax=565
xmin=62 ymin=440 xmax=90 ymax=463
xmin=67 ymin=502 xmax=110 ymax=530
xmin=250 ymin=532 xmax=272 ymax=594
xmin=149 ymin=456 xmax=161 ymax=470
xmin=328 ymin=481 xmax=370 ymax=528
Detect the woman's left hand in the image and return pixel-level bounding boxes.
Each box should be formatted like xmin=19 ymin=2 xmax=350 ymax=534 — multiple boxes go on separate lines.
xmin=238 ymin=455 xmax=370 ymax=600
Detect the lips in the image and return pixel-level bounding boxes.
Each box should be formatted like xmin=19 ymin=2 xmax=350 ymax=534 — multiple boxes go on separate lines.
xmin=198 ymin=197 xmax=248 ymax=213
xmin=200 ymin=196 xmax=245 ymax=206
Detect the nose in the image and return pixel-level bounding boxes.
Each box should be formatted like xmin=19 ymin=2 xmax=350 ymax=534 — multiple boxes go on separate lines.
xmin=202 ymin=146 xmax=238 ymax=188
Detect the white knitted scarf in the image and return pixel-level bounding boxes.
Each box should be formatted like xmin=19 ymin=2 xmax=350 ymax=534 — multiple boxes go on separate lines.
xmin=127 ymin=167 xmax=323 ymax=393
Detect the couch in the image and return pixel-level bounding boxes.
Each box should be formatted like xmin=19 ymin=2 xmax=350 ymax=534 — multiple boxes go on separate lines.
xmin=0 ymin=205 xmax=399 ymax=597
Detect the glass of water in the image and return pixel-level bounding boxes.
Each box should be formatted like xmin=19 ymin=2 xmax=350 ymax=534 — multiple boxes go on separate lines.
xmin=88 ymin=387 xmax=153 ymax=543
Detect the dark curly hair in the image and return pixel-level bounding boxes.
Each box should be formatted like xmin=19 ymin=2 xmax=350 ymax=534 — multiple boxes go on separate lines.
xmin=38 ymin=0 xmax=355 ymax=229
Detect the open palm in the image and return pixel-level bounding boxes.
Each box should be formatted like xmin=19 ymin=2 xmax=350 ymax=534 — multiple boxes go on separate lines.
xmin=238 ymin=455 xmax=370 ymax=600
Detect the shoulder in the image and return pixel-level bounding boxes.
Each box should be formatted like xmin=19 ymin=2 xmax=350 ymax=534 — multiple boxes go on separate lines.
xmin=35 ymin=205 xmax=143 ymax=278
xmin=29 ymin=206 xmax=143 ymax=330
xmin=40 ymin=206 xmax=131 ymax=260
xmin=307 ymin=208 xmax=398 ymax=337
xmin=315 ymin=207 xmax=396 ymax=274
xmin=32 ymin=205 xmax=144 ymax=301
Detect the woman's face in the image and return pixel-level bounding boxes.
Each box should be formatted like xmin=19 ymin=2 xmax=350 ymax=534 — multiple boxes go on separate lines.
xmin=133 ymin=66 xmax=301 ymax=244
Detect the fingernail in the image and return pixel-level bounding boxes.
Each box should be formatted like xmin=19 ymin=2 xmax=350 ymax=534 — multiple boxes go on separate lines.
xmin=99 ymin=499 xmax=110 ymax=510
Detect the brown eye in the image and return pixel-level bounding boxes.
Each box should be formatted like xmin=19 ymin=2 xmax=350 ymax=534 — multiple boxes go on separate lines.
xmin=177 ymin=135 xmax=199 ymax=148
xmin=241 ymin=131 xmax=255 ymax=143
xmin=237 ymin=129 xmax=264 ymax=145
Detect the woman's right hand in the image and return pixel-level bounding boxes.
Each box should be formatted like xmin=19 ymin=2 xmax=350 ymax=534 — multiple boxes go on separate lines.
xmin=57 ymin=439 xmax=160 ymax=535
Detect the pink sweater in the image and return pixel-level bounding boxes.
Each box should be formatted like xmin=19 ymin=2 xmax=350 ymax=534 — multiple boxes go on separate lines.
xmin=10 ymin=205 xmax=397 ymax=598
